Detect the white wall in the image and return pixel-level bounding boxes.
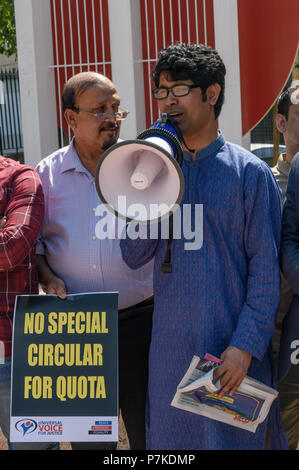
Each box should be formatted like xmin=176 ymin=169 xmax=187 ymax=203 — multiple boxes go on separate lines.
xmin=108 ymin=0 xmax=146 ymax=139
xmin=213 ymin=0 xmax=244 ymax=147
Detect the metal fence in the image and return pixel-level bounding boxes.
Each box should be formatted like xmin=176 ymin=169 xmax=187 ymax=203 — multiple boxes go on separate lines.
xmin=50 ymin=0 xmax=111 ymax=147
xmin=49 ymin=0 xmax=215 ymax=140
xmin=0 ymin=68 xmax=23 ymax=162
xmin=140 ymin=0 xmax=215 ymax=127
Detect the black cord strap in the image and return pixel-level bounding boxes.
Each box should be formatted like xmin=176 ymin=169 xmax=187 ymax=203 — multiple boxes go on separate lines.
xmin=161 ymin=214 xmax=174 ymax=274
xmin=137 ymin=124 xmax=180 ymax=275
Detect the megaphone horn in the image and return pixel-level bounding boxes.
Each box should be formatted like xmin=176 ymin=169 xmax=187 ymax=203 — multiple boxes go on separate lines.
xmin=95 ymin=114 xmax=185 ymax=224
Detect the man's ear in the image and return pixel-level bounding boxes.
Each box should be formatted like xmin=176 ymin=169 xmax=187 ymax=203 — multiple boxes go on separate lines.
xmin=206 ymin=83 xmax=221 ymax=106
xmin=64 ymin=109 xmax=78 ymax=130
xmin=276 ymin=113 xmax=287 ymax=134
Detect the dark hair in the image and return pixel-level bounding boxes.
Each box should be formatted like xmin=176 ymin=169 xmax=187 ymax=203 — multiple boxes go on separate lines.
xmin=277 ymin=83 xmax=299 ymax=119
xmin=152 ymin=42 xmax=226 ymax=119
xmin=62 ymin=72 xmax=106 ymax=112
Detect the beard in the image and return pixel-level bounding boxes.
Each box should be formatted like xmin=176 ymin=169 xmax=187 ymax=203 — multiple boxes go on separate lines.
xmin=101 ymin=133 xmax=118 ymax=151
xmin=100 ymin=124 xmax=119 ymax=151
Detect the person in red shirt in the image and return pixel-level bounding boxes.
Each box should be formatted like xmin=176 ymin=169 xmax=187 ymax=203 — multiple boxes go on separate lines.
xmin=0 ymin=156 xmax=51 ymax=450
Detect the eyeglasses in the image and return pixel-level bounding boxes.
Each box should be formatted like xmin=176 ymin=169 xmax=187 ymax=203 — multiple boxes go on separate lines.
xmin=152 ymin=84 xmax=201 ymax=100
xmin=73 ymin=106 xmax=130 ymax=121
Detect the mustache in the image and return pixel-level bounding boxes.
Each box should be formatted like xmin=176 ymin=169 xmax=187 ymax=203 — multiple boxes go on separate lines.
xmin=100 ymin=122 xmax=119 ymax=131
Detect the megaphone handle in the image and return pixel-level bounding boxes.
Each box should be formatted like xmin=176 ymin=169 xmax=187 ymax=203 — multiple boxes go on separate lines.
xmin=161 ymin=214 xmax=173 ymax=274
xmin=137 ymin=128 xmax=183 ymax=167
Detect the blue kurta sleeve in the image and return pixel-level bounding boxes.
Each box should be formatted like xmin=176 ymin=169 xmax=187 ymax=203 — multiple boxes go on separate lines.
xmin=229 ymin=162 xmax=282 ymax=360
xmin=120 ymin=222 xmax=159 ymax=269
xmin=281 ymin=154 xmax=299 ymax=295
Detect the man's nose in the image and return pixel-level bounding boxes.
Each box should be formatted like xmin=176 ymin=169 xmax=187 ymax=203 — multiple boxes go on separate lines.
xmin=158 ymin=96 xmax=176 ymax=116
xmin=164 ymin=90 xmax=178 ymax=106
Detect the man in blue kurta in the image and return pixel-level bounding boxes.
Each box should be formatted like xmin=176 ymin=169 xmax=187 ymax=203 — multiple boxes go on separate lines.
xmin=120 ymin=43 xmax=287 ymax=449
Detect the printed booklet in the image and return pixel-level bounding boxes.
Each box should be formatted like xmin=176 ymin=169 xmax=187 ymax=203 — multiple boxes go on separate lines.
xmin=171 ymin=354 xmax=278 ymax=432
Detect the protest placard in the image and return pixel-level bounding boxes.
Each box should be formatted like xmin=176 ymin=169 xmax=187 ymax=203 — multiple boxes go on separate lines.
xmin=10 ymin=292 xmax=118 ymax=443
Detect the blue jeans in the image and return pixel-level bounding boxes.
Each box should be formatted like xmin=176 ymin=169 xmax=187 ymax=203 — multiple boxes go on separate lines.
xmin=0 ymin=358 xmax=58 ymax=450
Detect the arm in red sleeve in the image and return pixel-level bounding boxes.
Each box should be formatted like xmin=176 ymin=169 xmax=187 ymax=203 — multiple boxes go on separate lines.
xmin=0 ymin=166 xmax=44 ymax=271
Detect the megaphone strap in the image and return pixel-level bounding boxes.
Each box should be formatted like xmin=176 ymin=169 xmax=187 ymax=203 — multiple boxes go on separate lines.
xmin=161 ymin=214 xmax=173 ymax=274
xmin=163 ymin=115 xmax=195 ymax=154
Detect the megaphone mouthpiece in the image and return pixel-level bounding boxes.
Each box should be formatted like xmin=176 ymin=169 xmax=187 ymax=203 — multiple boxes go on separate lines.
xmin=130 ymin=150 xmax=166 ymax=190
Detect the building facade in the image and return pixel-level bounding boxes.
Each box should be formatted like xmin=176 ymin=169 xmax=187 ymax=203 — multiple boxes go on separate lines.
xmin=14 ymin=0 xmax=299 ymax=166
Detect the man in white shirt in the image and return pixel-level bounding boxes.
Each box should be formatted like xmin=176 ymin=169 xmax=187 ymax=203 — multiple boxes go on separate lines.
xmin=36 ymin=72 xmax=154 ymax=450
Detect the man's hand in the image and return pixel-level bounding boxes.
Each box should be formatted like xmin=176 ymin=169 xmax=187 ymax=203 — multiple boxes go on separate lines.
xmin=40 ymin=274 xmax=67 ymax=300
xmin=37 ymin=254 xmax=67 ymax=300
xmin=213 ymin=346 xmax=252 ymax=397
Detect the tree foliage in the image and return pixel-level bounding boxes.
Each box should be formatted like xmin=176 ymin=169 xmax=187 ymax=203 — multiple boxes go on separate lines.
xmin=0 ymin=0 xmax=17 ymax=57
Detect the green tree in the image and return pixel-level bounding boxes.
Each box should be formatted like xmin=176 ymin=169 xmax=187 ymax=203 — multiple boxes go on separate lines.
xmin=0 ymin=0 xmax=17 ymax=57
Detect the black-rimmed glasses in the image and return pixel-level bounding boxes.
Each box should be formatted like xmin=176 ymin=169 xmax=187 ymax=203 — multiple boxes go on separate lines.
xmin=152 ymin=84 xmax=201 ymax=100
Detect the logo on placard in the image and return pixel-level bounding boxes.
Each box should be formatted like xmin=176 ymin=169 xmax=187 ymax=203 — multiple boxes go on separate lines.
xmin=37 ymin=420 xmax=63 ymax=436
xmin=88 ymin=420 xmax=112 ymax=435
xmin=15 ymin=419 xmax=37 ymax=436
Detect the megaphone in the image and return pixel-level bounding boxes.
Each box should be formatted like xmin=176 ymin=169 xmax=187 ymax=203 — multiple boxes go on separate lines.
xmin=95 ymin=114 xmax=185 ymax=224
